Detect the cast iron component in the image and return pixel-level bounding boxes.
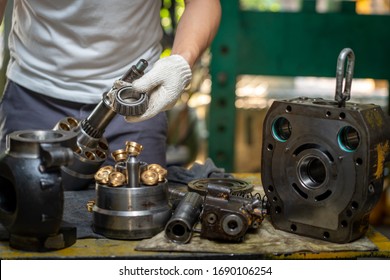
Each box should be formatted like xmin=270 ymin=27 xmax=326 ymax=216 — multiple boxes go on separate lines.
xmin=54 ymin=59 xmax=148 ymax=190
xmin=0 ymin=130 xmax=77 ymax=251
xmin=188 ymin=178 xmax=254 ymax=195
xmin=261 ymin=48 xmax=390 ymax=243
xmin=199 ymin=182 xmax=265 ymax=242
xmin=164 ymin=191 xmax=203 ymax=244
xmin=91 ymin=141 xmax=171 ymax=239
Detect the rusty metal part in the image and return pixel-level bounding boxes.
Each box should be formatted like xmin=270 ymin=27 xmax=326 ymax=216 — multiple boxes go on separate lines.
xmin=165 ymin=191 xmax=203 ymax=244
xmin=199 ymin=182 xmax=265 ymax=242
xmin=141 ymin=170 xmax=159 ymax=186
xmin=188 ymin=178 xmax=253 ymax=196
xmin=0 ymin=130 xmax=77 ymax=251
xmin=261 ymin=49 xmax=390 ymax=243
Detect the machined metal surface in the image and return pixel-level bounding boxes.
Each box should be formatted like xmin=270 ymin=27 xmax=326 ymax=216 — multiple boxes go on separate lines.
xmin=261 ymin=49 xmax=390 ymax=243
xmin=53 ymin=59 xmax=148 ymax=190
xmin=91 ymin=141 xmax=171 ymax=239
xmin=0 ymin=130 xmax=77 ymax=251
xmin=93 ymin=182 xmax=171 ymax=239
xmin=165 ymin=191 xmax=203 ymax=244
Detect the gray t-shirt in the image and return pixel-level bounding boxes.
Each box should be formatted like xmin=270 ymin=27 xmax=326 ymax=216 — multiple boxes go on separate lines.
xmin=7 ymin=0 xmax=163 ymax=104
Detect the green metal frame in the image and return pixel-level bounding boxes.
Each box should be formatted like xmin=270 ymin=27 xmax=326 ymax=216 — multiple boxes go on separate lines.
xmin=209 ymin=0 xmax=390 ymax=172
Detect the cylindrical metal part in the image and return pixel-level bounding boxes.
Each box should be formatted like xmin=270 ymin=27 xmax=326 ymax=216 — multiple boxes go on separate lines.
xmin=121 ymin=59 xmax=148 ymax=83
xmin=126 ymin=155 xmax=140 ymax=188
xmin=82 ymin=98 xmax=116 ymax=138
xmin=164 ymin=191 xmax=203 ymax=244
xmin=60 ymin=141 xmax=108 ymax=191
xmin=92 ymin=181 xmax=171 ymax=239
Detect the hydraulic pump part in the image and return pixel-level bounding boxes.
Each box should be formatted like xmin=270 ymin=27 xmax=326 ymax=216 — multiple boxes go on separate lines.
xmin=0 ymin=130 xmax=77 ymax=251
xmin=165 ymin=191 xmax=203 ymax=244
xmin=92 ymin=181 xmax=171 ymax=239
xmin=261 ymin=48 xmax=390 ymax=243
xmin=188 ymin=178 xmax=253 ymax=195
xmin=112 ymin=86 xmax=148 ymax=116
xmin=91 ymin=140 xmax=171 ymax=239
xmin=53 ymin=59 xmax=148 ymax=190
xmin=199 ymin=182 xmax=265 ymax=242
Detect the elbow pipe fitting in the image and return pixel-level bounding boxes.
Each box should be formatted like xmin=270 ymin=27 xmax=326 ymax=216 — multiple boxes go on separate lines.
xmin=0 ymin=130 xmax=77 ymax=251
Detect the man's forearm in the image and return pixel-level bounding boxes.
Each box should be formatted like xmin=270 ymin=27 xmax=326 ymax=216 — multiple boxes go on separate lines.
xmin=171 ymin=0 xmax=221 ymax=68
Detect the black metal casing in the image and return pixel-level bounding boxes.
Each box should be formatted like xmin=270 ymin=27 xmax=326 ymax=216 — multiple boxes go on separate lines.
xmin=261 ymin=97 xmax=389 ymax=243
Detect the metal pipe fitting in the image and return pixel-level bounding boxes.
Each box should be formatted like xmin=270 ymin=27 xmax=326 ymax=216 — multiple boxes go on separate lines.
xmin=164 ymin=191 xmax=203 ymax=244
xmin=0 ymin=130 xmax=77 ymax=251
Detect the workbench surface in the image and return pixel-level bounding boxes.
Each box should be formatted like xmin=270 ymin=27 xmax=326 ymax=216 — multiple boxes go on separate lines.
xmin=0 ymin=174 xmax=389 ymax=260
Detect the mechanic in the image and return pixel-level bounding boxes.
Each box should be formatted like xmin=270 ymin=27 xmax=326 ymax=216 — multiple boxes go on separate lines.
xmin=0 ymin=0 xmax=221 ymax=166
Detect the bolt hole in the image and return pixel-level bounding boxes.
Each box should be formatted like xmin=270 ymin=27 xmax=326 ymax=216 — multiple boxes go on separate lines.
xmin=286 ymin=105 xmax=292 ymax=112
xmin=356 ymin=158 xmax=363 ymax=165
xmin=267 ymin=144 xmax=274 ymax=151
xmin=341 ymin=220 xmax=348 ymax=228
xmin=323 ymin=231 xmax=330 ymax=239
xmin=326 ymin=111 xmax=331 ymax=117
xmin=290 ymin=224 xmax=297 ymax=232
xmin=351 ymin=201 xmax=359 ymax=210
xmin=339 ymin=112 xmax=346 ymax=119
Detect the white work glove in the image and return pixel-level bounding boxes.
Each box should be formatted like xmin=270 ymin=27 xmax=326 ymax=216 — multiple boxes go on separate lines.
xmin=125 ymin=54 xmax=192 ymax=122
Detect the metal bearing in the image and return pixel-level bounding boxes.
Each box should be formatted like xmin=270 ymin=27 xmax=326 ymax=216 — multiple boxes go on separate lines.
xmin=112 ymin=86 xmax=148 ymax=116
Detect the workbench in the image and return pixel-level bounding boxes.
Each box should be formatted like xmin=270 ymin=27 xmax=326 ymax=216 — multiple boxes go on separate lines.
xmin=0 ymin=173 xmax=389 ymax=260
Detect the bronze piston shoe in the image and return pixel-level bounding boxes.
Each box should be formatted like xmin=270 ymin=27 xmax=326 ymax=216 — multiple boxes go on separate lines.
xmin=111 ymin=149 xmax=128 ymax=162
xmin=86 ymin=200 xmax=96 ymax=212
xmin=109 ymin=171 xmax=126 ymax=187
xmin=141 ymin=170 xmax=159 ymax=186
xmin=147 ymin=163 xmax=167 ymax=182
xmin=94 ymin=166 xmax=114 ymax=184
xmin=126 ymin=141 xmax=143 ymax=156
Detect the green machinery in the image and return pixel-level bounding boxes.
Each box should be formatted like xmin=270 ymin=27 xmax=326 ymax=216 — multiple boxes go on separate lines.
xmin=208 ymin=0 xmax=390 ymax=172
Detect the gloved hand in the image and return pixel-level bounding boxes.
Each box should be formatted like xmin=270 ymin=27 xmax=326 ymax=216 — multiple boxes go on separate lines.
xmin=124 ymin=54 xmax=192 ymax=122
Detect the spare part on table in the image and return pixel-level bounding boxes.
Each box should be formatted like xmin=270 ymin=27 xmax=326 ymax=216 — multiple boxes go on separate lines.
xmin=0 ymin=130 xmax=77 ymax=251
xmin=164 ymin=178 xmax=268 ymax=243
xmin=54 ymin=59 xmax=149 ymax=191
xmin=261 ymin=48 xmax=390 ymax=243
xmin=90 ymin=141 xmax=172 ymax=240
